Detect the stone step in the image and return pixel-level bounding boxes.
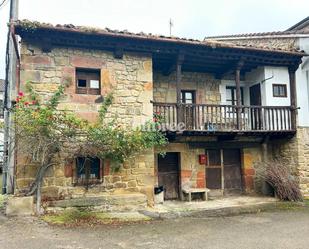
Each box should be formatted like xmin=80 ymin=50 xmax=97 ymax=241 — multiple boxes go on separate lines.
xmin=48 ymin=193 xmax=147 ymax=212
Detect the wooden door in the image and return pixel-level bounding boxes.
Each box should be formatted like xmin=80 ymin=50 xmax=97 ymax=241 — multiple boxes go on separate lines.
xmin=250 ymin=84 xmax=262 ymax=130
xmin=223 ymin=149 xmax=242 ymax=190
xmin=180 ymin=90 xmax=195 ymax=130
xmin=206 ymin=149 xmax=242 ymax=191
xmin=158 ymin=153 xmax=180 ymax=200
xmin=206 ymin=149 xmax=222 ymax=189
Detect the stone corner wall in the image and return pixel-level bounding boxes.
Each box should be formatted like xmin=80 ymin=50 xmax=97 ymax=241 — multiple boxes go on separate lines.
xmin=16 ymin=41 xmax=156 ymax=206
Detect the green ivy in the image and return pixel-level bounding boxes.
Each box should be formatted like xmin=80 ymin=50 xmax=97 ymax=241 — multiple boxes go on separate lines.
xmin=14 ymin=83 xmax=167 ymax=169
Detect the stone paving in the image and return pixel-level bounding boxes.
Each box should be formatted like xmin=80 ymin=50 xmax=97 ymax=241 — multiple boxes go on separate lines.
xmin=140 ymin=195 xmax=279 ymax=219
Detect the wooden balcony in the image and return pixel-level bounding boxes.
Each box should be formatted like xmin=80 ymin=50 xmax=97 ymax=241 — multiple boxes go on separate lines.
xmin=153 ymin=102 xmax=296 ymax=135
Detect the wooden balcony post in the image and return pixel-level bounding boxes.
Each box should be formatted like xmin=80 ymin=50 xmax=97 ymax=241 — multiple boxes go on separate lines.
xmin=176 ymin=53 xmax=184 ymax=104
xmin=235 ymin=60 xmax=244 ymax=130
xmin=289 ymin=66 xmax=297 ymax=130
xmin=176 ymin=53 xmax=184 ymax=124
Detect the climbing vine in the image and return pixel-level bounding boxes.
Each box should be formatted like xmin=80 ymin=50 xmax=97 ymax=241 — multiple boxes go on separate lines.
xmin=14 ymin=83 xmax=167 ymax=213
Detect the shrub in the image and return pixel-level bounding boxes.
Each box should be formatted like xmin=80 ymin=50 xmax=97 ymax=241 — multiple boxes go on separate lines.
xmin=260 ymin=159 xmax=302 ymax=202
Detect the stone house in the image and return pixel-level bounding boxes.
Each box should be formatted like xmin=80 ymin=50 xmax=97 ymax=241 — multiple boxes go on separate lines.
xmin=9 ymin=20 xmax=306 ymax=210
xmin=205 ymin=16 xmax=309 ymax=198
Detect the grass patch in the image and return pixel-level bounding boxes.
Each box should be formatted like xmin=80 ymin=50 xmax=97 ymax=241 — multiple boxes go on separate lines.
xmin=303 ymin=199 xmax=309 ymax=207
xmin=42 ymin=209 xmax=152 ymax=227
xmin=261 ymin=201 xmax=308 ymax=213
xmin=0 ymin=194 xmax=5 ymax=209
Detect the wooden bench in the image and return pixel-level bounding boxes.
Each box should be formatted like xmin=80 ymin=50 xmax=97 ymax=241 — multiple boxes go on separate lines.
xmin=181 ymin=188 xmax=210 ymax=202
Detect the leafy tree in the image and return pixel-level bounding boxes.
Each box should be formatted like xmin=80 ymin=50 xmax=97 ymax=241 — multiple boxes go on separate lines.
xmin=14 ymin=83 xmax=167 ymax=214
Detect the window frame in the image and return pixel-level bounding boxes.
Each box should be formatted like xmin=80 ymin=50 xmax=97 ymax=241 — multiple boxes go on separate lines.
xmin=272 ymin=84 xmax=287 ymax=98
xmin=180 ymin=90 xmax=196 ymax=104
xmin=73 ymin=156 xmax=103 ymax=186
xmin=226 ymin=86 xmax=244 ymax=106
xmin=75 ymin=68 xmax=101 ymax=95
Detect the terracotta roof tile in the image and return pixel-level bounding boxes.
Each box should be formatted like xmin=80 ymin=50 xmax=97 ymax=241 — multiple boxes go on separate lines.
xmin=205 ymin=30 xmax=309 ymax=39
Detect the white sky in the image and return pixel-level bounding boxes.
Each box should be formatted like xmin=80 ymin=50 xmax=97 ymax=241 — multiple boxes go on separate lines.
xmin=1 ymin=0 xmax=309 ymax=78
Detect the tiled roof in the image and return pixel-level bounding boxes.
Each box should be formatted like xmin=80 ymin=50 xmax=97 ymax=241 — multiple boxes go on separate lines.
xmin=13 ymin=20 xmax=305 ymax=55
xmin=205 ymin=16 xmax=309 ymax=39
xmin=205 ymin=30 xmax=309 ymax=39
xmin=286 ymin=16 xmax=309 ymax=31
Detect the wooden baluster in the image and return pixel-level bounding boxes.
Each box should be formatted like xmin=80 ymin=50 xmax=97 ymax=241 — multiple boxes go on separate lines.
xmin=210 ymin=106 xmax=213 ymax=129
xmin=202 ymin=106 xmax=205 ymax=130
xmin=262 ymin=107 xmax=265 ymax=130
xmin=224 ymin=106 xmax=227 ymax=131
xmin=280 ymin=108 xmax=283 ymax=131
xmin=276 ymin=109 xmax=279 ymax=131
xmin=288 ymin=108 xmax=292 ymax=130
xmin=219 ymin=106 xmax=221 ymax=131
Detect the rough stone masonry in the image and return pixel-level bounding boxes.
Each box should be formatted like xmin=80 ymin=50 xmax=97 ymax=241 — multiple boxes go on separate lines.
xmin=17 ymin=41 xmax=156 ymax=207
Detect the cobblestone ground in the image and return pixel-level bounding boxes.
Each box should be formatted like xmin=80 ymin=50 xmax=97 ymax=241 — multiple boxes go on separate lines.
xmin=1 ymin=208 xmax=309 ymax=249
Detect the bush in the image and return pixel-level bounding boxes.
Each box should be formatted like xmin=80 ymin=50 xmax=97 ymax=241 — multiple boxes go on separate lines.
xmin=260 ymin=160 xmax=302 ymax=202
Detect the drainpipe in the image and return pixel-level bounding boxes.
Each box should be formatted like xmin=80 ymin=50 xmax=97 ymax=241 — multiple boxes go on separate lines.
xmin=2 ymin=0 xmax=19 ymax=194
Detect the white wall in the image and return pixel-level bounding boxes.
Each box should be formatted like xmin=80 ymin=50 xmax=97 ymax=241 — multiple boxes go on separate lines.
xmin=220 ymin=66 xmax=291 ymax=108
xmin=296 ymin=37 xmax=309 ymax=127
xmin=220 ymin=67 xmax=266 ymax=106
xmin=263 ymin=66 xmax=290 ymax=106
xmin=220 ymin=80 xmax=250 ymax=106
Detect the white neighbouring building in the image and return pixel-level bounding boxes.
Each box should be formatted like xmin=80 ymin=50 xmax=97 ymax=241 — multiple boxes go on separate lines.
xmin=206 ymin=16 xmax=309 ymax=197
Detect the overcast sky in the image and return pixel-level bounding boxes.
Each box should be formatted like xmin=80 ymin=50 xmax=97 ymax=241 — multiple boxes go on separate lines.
xmin=1 ymin=0 xmax=309 ymax=78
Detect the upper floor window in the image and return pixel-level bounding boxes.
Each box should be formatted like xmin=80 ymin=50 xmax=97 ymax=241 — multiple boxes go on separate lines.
xmin=181 ymin=90 xmax=196 ymax=104
xmin=76 ymin=68 xmax=101 ymax=95
xmin=226 ymin=86 xmax=244 ymax=105
xmin=273 ymin=84 xmax=287 ymax=97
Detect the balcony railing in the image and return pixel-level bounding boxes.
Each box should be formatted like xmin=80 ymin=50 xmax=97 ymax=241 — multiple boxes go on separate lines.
xmin=153 ymin=102 xmax=295 ymax=133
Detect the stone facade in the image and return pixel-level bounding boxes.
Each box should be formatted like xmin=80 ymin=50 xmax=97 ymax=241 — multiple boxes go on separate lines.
xmin=268 ymin=127 xmax=309 ymax=198
xmin=153 ymin=71 xmax=221 ymax=104
xmin=17 ymin=41 xmax=155 ymax=206
xmin=16 ymin=35 xmax=307 ymax=209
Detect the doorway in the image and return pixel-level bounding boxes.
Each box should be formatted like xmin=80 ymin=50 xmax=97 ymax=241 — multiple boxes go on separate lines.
xmin=249 ymin=84 xmax=262 ymax=130
xmin=180 ymin=90 xmax=196 ymax=129
xmin=206 ymin=149 xmax=242 ymax=192
xmin=158 ymin=152 xmax=180 ymax=200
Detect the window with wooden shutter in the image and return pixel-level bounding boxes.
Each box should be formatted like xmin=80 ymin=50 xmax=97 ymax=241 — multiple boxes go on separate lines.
xmin=76 ymin=68 xmax=101 ymax=95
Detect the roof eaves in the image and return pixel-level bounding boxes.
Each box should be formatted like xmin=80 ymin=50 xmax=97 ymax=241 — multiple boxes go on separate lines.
xmin=13 ymin=20 xmax=306 ymax=57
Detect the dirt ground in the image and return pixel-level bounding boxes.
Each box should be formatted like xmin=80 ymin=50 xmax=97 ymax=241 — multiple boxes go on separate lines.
xmin=1 ymin=207 xmax=309 ymax=249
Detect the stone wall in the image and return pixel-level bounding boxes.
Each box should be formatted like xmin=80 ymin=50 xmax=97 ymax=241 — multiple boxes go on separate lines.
xmin=17 ymin=41 xmax=155 ymax=205
xmin=155 ymin=143 xmax=262 ymax=194
xmin=268 ymin=127 xmax=309 ymax=198
xmin=153 ymin=71 xmax=221 ymax=104
xmin=155 ymin=143 xmax=205 ymax=189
